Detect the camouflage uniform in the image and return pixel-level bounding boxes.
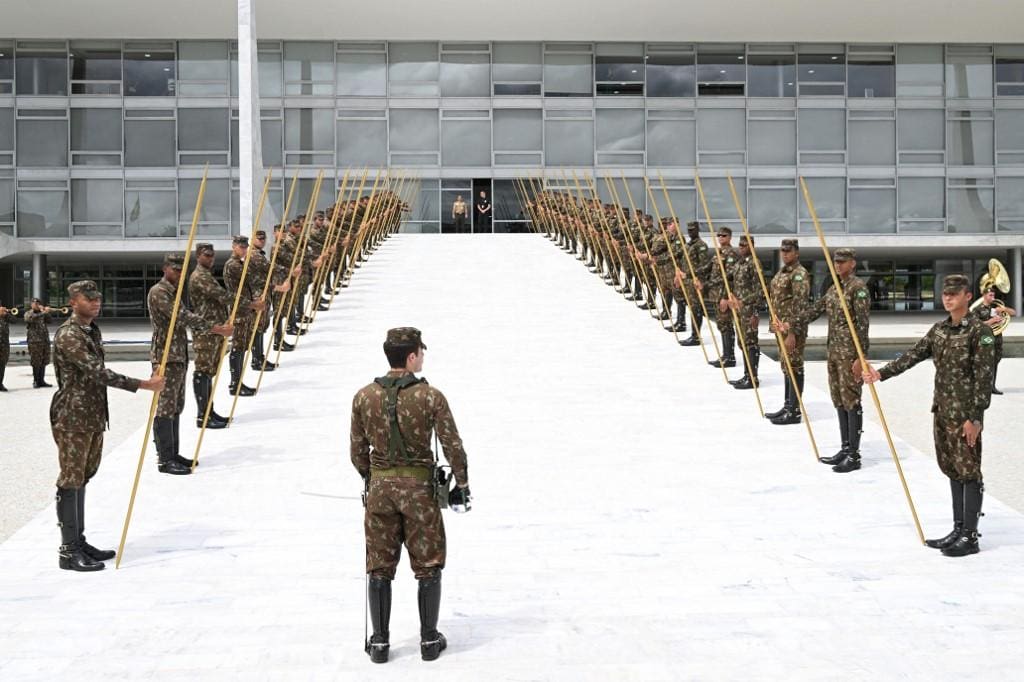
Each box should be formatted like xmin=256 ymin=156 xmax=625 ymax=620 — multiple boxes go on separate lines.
xmin=147 ymin=276 xmax=212 ymax=418
xmin=0 ymin=308 xmax=14 ymax=389
xmin=970 ymin=300 xmax=1004 ymax=392
xmin=187 ymin=258 xmax=231 ymax=374
xmin=732 ymin=248 xmax=764 ymax=351
xmin=764 ymin=242 xmax=812 ymax=423
xmin=707 ymin=244 xmax=739 ymax=332
xmin=223 ymin=252 xmax=257 ymax=354
xmin=23 ymin=309 xmax=54 ymax=367
xmin=248 ymin=245 xmax=272 ymax=335
xmin=804 ymin=273 xmax=870 ymax=410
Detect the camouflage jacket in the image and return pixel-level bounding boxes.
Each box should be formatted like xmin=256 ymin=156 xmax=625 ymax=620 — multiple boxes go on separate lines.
xmin=707 ymin=244 xmax=739 ymax=301
xmin=350 ymin=370 xmax=469 ymax=487
xmin=0 ymin=311 xmax=14 ymax=345
xmin=879 ymin=315 xmax=995 ymax=423
xmin=804 ymin=275 xmax=870 ymax=357
xmin=23 ymin=310 xmax=53 ymax=346
xmin=188 ymin=263 xmax=231 ymax=334
xmin=147 ymin=277 xmax=212 ymax=363
xmin=51 ymin=314 xmax=140 ymax=431
xmin=282 ymin=231 xmax=313 ymax=285
xmin=685 ymin=236 xmax=712 ymax=282
xmin=222 ymin=254 xmax=257 ymax=321
xmin=733 ymin=254 xmax=765 ymax=310
xmin=649 ymin=231 xmax=684 ymax=270
xmin=970 ymin=302 xmax=1006 ymax=345
xmin=248 ymin=248 xmax=271 ymax=293
xmin=770 ymin=262 xmax=812 ymax=336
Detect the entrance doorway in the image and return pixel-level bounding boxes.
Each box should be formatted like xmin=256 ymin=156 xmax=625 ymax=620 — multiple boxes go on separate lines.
xmin=471 ymin=179 xmax=492 ymax=234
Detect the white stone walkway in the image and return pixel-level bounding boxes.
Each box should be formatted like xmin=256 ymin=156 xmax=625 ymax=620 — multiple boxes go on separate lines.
xmin=1 ymin=234 xmax=1022 ymax=680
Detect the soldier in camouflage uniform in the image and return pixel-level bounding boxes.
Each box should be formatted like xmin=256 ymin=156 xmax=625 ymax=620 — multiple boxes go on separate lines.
xmin=148 ymin=254 xmax=233 ymax=475
xmin=864 ymin=274 xmax=996 ymax=557
xmin=765 ymin=239 xmax=812 ymax=425
xmin=188 ymin=243 xmax=241 ymax=426
xmin=24 ymin=298 xmax=68 ymax=388
xmin=50 ymin=280 xmax=164 ymax=571
xmin=794 ymin=247 xmax=870 ymax=473
xmin=0 ymin=300 xmax=15 ymax=391
xmin=703 ymin=227 xmax=739 ymax=368
xmin=971 ymin=287 xmax=1015 ymax=395
xmin=727 ymin=235 xmax=764 ymax=390
xmin=223 ymin=235 xmax=268 ymax=389
xmin=271 ymin=223 xmax=299 ymax=351
xmin=246 ymin=230 xmax=278 ymax=371
xmin=677 ymin=222 xmax=711 ymax=347
xmin=351 ymin=327 xmax=471 ymax=664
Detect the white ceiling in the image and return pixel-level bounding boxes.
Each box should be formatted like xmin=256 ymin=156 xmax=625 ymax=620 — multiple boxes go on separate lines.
xmin=1 ymin=0 xmax=1021 ymax=42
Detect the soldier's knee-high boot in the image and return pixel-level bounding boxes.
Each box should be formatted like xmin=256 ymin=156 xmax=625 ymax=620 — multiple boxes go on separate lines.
xmin=57 ymin=487 xmax=103 ymax=571
xmin=766 ymin=375 xmax=791 ymax=420
xmin=273 ymin=317 xmax=295 ymax=352
xmin=943 ymin=480 xmax=983 ymax=556
xmin=192 ymin=373 xmax=228 ymax=429
xmin=680 ymin=309 xmax=703 ymax=346
xmin=154 ymin=417 xmax=190 ymax=475
xmin=251 ymin=332 xmax=276 ymax=371
xmin=418 ymin=573 xmax=447 ymax=661
xmin=76 ymin=485 xmax=115 ymax=562
xmin=820 ymin=408 xmax=850 ymax=465
xmin=709 ymin=330 xmax=736 ymax=368
xmin=772 ymin=370 xmax=804 ymax=425
xmin=926 ymin=479 xmax=966 ymax=549
xmin=832 ymin=405 xmax=863 ymax=473
xmin=672 ymin=300 xmax=687 ymax=332
xmin=366 ymin=576 xmax=392 ymax=663
xmin=732 ymin=347 xmax=759 ymax=389
xmin=228 ymin=351 xmax=257 ymax=397
xmin=172 ymin=414 xmax=197 ymax=468
xmin=0 ymin=362 xmax=7 ymax=391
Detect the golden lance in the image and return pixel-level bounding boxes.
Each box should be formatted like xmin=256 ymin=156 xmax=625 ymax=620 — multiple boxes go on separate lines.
xmin=307 ymin=168 xmax=364 ymax=323
xmin=557 ymin=169 xmax=603 ymax=274
xmin=116 ymin=165 xmax=209 ymax=568
xmin=582 ymin=175 xmax=635 ymax=295
xmin=325 ymin=168 xmax=371 ymax=304
xmin=343 ymin=170 xmax=385 ymax=281
xmin=573 ymin=171 xmax=625 ymax=285
xmin=603 ymin=176 xmax=660 ymax=320
xmin=800 ymin=176 xmax=924 ymax=543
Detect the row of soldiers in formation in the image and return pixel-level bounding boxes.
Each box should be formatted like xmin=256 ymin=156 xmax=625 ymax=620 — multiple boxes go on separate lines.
xmin=20 ymin=190 xmax=408 ymax=573
xmin=526 ymin=188 xmax=1012 ymax=558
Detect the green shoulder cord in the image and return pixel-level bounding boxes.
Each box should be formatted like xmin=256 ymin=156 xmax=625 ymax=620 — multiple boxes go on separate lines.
xmin=373 ymin=374 xmax=426 ymax=466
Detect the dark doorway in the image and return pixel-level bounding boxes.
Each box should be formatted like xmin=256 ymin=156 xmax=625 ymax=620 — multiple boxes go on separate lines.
xmin=472 ymin=179 xmax=493 ymax=234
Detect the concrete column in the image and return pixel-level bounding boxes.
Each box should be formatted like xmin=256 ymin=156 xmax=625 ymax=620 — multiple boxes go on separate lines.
xmin=1013 ymin=247 xmax=1022 ymax=317
xmin=237 ymin=0 xmax=267 ymax=238
xmin=31 ymin=253 xmax=47 ymax=301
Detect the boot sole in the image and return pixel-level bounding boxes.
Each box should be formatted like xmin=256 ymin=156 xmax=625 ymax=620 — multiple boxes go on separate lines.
xmin=59 ymin=557 xmax=105 ymax=571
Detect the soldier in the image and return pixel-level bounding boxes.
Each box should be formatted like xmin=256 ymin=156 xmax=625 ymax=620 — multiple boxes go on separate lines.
xmin=351 ymin=327 xmax=471 ymax=664
xmin=786 ymin=247 xmax=870 ymax=473
xmin=727 ymin=235 xmax=764 ymax=390
xmin=24 ymin=298 xmax=68 ymax=388
xmin=222 ymin=235 xmax=268 ymax=390
xmin=148 ymin=254 xmax=233 ymax=475
xmin=764 ymin=239 xmax=811 ymax=425
xmin=863 ymin=274 xmax=995 ymax=557
xmin=971 ymin=286 xmax=1016 ymax=395
xmin=247 ymin=229 xmax=283 ymax=371
xmin=0 ymin=299 xmax=14 ymax=391
xmin=701 ymin=227 xmax=739 ymax=368
xmin=677 ymin=221 xmax=712 ymax=347
xmin=50 ymin=280 xmax=164 ymax=571
xmin=282 ymin=219 xmax=313 ymax=336
xmin=271 ymin=223 xmax=299 ymax=351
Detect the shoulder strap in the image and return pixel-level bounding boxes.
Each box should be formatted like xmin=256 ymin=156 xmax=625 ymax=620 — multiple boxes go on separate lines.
xmin=373 ymin=374 xmax=426 ymax=465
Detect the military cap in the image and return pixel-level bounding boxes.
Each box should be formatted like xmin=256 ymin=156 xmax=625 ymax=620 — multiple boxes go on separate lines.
xmin=686 ymin=221 xmax=700 ymax=232
xmin=195 ymin=242 xmax=214 ymax=256
xmin=832 ymin=247 xmax=856 ymax=262
xmin=716 ymin=226 xmax=732 ymax=237
xmin=232 ymin=235 xmax=249 ymax=246
xmin=163 ymin=253 xmax=185 ymax=270
xmin=383 ymin=327 xmax=427 ymax=350
xmin=67 ymin=280 xmax=102 ymax=300
xmin=254 ymin=230 xmax=267 ymax=239
xmin=739 ymin=234 xmax=754 ymax=246
xmin=942 ymin=274 xmax=971 ymax=293
xmin=780 ymin=239 xmax=799 ymax=252
xmin=31 ymin=297 xmax=42 ymax=304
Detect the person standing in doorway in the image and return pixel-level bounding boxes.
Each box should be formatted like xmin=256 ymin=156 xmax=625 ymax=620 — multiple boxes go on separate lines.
xmin=475 ymin=190 xmax=491 ymax=233
xmin=452 ymin=195 xmax=468 ymax=233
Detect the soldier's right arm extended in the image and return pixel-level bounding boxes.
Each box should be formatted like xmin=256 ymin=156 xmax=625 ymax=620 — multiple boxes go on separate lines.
xmin=879 ymin=328 xmax=934 ymax=381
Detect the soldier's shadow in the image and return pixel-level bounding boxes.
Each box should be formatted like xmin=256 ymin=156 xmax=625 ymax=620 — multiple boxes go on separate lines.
xmin=115 ymin=523 xmax=232 ymax=568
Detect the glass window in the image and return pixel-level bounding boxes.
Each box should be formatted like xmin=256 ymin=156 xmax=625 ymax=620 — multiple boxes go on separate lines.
xmin=494 ymin=109 xmax=542 ymax=151
xmin=595 ymin=43 xmax=643 ymax=96
xmin=849 ymin=183 xmax=896 ymax=233
xmin=125 ymin=116 xmax=175 ymax=167
xmin=177 ymin=41 xmax=229 ymax=96
xmin=649 ymin=186 xmax=696 ymax=223
xmin=849 ymin=112 xmax=895 ymax=165
xmin=848 ymin=55 xmax=895 ymax=98
xmin=125 ymin=183 xmax=176 ymax=237
xmin=260 ymin=117 xmax=283 ymax=168
xmin=798 ymin=108 xmax=845 ymax=152
xmin=71 ymin=108 xmax=121 ymax=165
xmin=441 ymin=53 xmax=490 ymax=97
xmin=948 ymin=179 xmax=994 ymax=233
xmin=442 ymin=118 xmax=490 ymax=166
xmin=646 ymin=51 xmax=695 ymax=97
xmin=896 ymin=45 xmax=943 ymax=96
xmin=996 ymin=109 xmax=1024 ymax=163
xmin=72 ymin=179 xmax=123 ymax=224
xmin=336 ymin=51 xmax=386 ymax=96
xmin=258 ymin=50 xmax=283 ymax=97
xmin=696 ymin=49 xmax=745 ymax=96
xmin=0 ymin=107 xmax=14 ymax=154
xmin=389 ymin=42 xmax=439 ymax=96
xmin=798 ymin=53 xmax=845 ymax=96
xmin=178 ymin=108 xmax=229 ymax=150
xmin=544 ymin=52 xmax=592 ymax=97
xmin=337 ymin=118 xmax=387 ymax=167
xmin=596 ymin=109 xmax=644 ymax=151
xmin=15 ymin=44 xmax=68 ymax=95
xmin=947 ymin=111 xmax=994 ymax=165
xmin=747 ymin=55 xmax=795 ymax=97
xmin=697 ymin=108 xmax=745 ymax=164
xmin=898 ymin=109 xmax=944 ymax=163
xmin=70 ymin=41 xmax=121 ymax=95
xmin=178 ymin=178 xmax=229 ymax=235
xmin=0 ymin=177 xmax=14 ymax=225
xmin=946 ymin=49 xmax=993 ymax=99
xmin=996 ymin=55 xmax=1024 ymax=96
xmin=996 ymin=178 xmax=1024 ymax=231
xmin=388 ymin=109 xmax=439 ymax=151
xmin=0 ymin=42 xmax=12 ymax=93
xmin=17 ymin=186 xmax=69 ymax=238
xmin=798 ymin=177 xmax=846 ymax=233
xmin=283 ymin=42 xmax=334 ymax=96
xmin=696 ymin=177 xmax=744 ymax=225
xmin=544 ymin=118 xmax=593 ymax=166
xmin=16 ymin=115 xmax=68 ymax=167
xmin=284 ymin=108 xmax=334 ymax=150
xmin=898 ymin=177 xmax=944 ymax=221
xmin=124 ymin=45 xmax=175 ymax=96
xmin=493 ymin=43 xmax=542 ymax=95
xmin=749 ymin=184 xmax=796 ymax=233
xmin=646 ymin=113 xmax=695 ymax=166
xmin=748 ymin=115 xmax=796 ymax=165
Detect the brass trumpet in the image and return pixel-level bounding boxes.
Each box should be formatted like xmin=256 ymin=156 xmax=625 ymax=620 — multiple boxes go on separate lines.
xmin=969 ymin=258 xmax=1012 ymax=336
xmin=5 ymin=307 xmax=19 ymax=316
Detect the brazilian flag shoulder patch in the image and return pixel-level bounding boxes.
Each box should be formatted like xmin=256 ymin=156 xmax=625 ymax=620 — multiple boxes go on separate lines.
xmin=793 ymin=274 xmax=804 ymax=282
xmin=981 ymin=334 xmax=995 ymax=345
xmin=856 ymin=290 xmax=868 ymax=299
xmin=727 ymin=257 xmax=735 ymax=263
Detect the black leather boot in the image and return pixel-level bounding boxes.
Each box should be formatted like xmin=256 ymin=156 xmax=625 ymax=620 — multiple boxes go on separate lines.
xmin=172 ymin=414 xmax=197 ymax=468
xmin=228 ymin=352 xmax=257 ymax=397
xmin=193 ymin=373 xmax=228 ymax=429
xmin=943 ymin=481 xmax=983 ymax=557
xmin=34 ymin=365 xmax=52 ymax=388
xmin=365 ymin=576 xmax=392 ymax=664
xmin=671 ymin=303 xmax=687 ymax=332
xmin=273 ymin=319 xmax=296 ymax=352
xmin=832 ymin=406 xmax=863 ymax=473
xmin=251 ymin=333 xmax=276 ymax=371
xmin=732 ymin=348 xmax=759 ymax=389
xmin=709 ymin=331 xmax=736 ymax=368
xmin=926 ymin=479 xmax=965 ymax=549
xmin=57 ymin=488 xmax=104 ymax=571
xmin=765 ymin=376 xmax=791 ymax=420
xmin=0 ymin=363 xmax=7 ymax=391
xmin=680 ymin=310 xmax=703 ymax=346
xmin=154 ymin=417 xmax=190 ymax=475
xmin=820 ymin=408 xmax=850 ymax=465
xmin=418 ymin=573 xmax=447 ymax=661
xmin=771 ymin=370 xmax=804 ymax=425
xmin=991 ymin=363 xmax=1002 ymax=395
xmin=76 ymin=485 xmax=116 ymax=562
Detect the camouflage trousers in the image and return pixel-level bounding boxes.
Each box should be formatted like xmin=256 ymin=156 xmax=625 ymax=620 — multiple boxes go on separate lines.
xmin=713 ymin=299 xmax=734 ymax=334
xmin=52 ymin=428 xmax=103 ymax=488
xmin=737 ymin=307 xmax=759 ymax=350
xmin=193 ymin=334 xmax=224 ymax=375
xmin=28 ymin=340 xmax=50 ymax=367
xmin=0 ymin=343 xmax=8 ymax=369
xmin=776 ymin=331 xmax=807 ymax=372
xmin=154 ymin=362 xmax=187 ymax=418
xmin=231 ymin=316 xmax=253 ymax=354
xmin=364 ymin=477 xmax=446 ymax=580
xmin=827 ymin=353 xmax=862 ymax=410
xmin=934 ymin=414 xmax=982 ymax=481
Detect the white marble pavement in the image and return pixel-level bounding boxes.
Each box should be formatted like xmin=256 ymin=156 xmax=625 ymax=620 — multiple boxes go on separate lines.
xmin=1 ymin=234 xmax=1023 ymax=680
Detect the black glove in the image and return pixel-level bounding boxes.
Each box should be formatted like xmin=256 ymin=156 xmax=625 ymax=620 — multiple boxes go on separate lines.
xmin=448 ymin=485 xmax=472 ymax=512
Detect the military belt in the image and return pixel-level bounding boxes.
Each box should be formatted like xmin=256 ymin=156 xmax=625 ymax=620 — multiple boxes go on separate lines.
xmin=370 ymin=466 xmax=432 ymax=481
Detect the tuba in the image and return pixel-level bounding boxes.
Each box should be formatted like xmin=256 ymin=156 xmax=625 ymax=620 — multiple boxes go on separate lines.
xmin=969 ymin=258 xmax=1011 ymax=335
